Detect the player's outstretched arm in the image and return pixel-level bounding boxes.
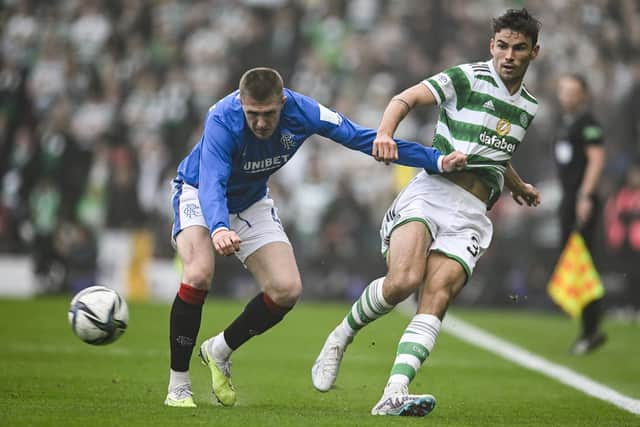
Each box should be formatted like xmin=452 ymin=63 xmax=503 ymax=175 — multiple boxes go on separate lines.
xmin=310 ymin=88 xmax=452 ymax=173
xmin=373 ymin=83 xmax=438 ymax=163
xmin=505 ymin=161 xmax=540 ymax=207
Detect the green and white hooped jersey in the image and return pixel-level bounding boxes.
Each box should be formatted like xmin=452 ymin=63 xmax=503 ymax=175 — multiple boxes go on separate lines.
xmin=422 ymin=59 xmax=538 ymax=208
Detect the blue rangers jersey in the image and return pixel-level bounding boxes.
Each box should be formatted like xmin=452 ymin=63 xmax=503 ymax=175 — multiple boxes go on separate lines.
xmin=176 ymin=88 xmax=445 ymax=235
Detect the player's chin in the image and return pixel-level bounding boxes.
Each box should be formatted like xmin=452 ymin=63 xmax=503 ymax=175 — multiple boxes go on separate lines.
xmin=254 ymin=129 xmax=274 ymax=139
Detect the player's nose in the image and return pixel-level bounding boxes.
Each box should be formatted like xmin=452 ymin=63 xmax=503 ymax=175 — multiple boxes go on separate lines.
xmin=256 ymin=117 xmax=268 ymax=129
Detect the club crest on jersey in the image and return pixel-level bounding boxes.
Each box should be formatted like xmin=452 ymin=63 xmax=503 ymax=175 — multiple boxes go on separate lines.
xmin=436 ymin=73 xmax=450 ymax=86
xmin=281 ymin=133 xmax=296 ymax=150
xmin=496 ymin=118 xmax=511 ymax=136
xmin=520 ymin=112 xmax=529 ymax=128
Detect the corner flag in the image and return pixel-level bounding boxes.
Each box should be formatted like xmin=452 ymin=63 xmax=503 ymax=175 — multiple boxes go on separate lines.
xmin=547 ymin=232 xmax=605 ymax=318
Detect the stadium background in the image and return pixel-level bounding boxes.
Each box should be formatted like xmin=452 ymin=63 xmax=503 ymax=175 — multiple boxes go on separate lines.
xmin=1 ymin=0 xmax=639 ymax=315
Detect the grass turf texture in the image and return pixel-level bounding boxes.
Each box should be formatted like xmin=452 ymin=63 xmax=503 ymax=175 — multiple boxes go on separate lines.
xmin=0 ymin=297 xmax=638 ymax=426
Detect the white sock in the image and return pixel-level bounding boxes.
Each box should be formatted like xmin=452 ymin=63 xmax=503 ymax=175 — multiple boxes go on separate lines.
xmin=210 ymin=332 xmax=232 ymax=361
xmin=336 ymin=277 xmax=394 ymax=343
xmin=387 ymin=314 xmax=441 ymax=387
xmin=168 ymin=369 xmax=190 ymax=391
xmin=332 ymin=318 xmax=355 ymax=344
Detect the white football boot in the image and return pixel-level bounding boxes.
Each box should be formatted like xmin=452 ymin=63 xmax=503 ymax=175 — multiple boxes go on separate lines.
xmin=371 ymin=383 xmax=436 ymax=416
xmin=311 ymin=332 xmax=353 ymax=392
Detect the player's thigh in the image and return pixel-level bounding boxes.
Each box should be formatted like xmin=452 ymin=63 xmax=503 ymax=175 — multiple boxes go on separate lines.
xmin=231 ymin=196 xmax=291 ymax=263
xmin=386 ymin=220 xmax=433 ymax=288
xmin=417 ymin=252 xmax=467 ymax=317
xmin=175 ymin=225 xmax=215 ymax=288
xmin=245 ymin=241 xmax=302 ymax=304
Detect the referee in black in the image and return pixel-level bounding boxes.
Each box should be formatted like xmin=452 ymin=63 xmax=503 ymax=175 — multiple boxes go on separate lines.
xmin=553 ymin=73 xmax=607 ymax=355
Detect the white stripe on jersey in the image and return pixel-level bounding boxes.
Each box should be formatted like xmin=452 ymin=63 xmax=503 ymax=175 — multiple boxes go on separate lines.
xmin=318 ymin=103 xmax=341 ymax=125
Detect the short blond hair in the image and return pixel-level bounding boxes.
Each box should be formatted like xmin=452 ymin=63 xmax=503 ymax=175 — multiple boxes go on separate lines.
xmin=239 ymin=67 xmax=284 ymax=101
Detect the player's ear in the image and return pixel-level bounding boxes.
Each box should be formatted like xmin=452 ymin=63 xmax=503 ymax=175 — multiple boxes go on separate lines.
xmin=530 ymin=44 xmax=540 ymax=60
xmin=281 ymin=95 xmax=287 ymax=105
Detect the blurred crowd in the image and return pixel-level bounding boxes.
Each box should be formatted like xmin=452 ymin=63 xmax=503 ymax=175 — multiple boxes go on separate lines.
xmin=1 ymin=0 xmax=639 ymax=309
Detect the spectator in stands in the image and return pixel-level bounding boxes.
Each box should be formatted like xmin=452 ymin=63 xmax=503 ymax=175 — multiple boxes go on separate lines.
xmin=605 ymin=160 xmax=640 ymax=313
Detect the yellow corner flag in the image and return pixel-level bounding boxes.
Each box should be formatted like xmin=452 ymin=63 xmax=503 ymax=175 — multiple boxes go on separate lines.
xmin=547 ymin=232 xmax=605 ymax=318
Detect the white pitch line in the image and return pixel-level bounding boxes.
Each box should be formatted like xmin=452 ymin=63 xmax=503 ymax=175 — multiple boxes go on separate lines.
xmin=442 ymin=313 xmax=640 ymax=415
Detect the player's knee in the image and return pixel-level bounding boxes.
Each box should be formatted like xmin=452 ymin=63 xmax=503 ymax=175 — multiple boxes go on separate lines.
xmin=182 ymin=263 xmax=213 ymax=290
xmin=384 ymin=269 xmax=423 ymax=303
xmin=267 ymin=278 xmax=302 ymax=307
xmin=426 ymin=286 xmax=454 ymax=312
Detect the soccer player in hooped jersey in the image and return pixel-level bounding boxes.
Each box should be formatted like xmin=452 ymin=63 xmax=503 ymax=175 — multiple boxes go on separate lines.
xmin=165 ymin=67 xmax=468 ymax=407
xmin=312 ymin=9 xmax=542 ymax=416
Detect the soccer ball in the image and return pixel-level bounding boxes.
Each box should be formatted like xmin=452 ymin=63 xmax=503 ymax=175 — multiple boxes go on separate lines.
xmin=68 ymin=285 xmax=129 ymax=345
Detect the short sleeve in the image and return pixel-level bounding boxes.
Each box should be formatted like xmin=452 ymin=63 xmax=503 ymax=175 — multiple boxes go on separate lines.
xmin=422 ymin=65 xmax=472 ymax=110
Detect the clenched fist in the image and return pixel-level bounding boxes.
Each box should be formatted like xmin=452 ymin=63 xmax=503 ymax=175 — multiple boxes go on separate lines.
xmin=441 ymin=151 xmax=467 ymax=172
xmin=212 ymin=229 xmax=242 ymax=256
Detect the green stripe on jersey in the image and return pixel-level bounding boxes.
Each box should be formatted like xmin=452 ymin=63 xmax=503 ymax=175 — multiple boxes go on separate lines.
xmin=440 ymin=110 xmax=522 ymax=149
xmin=467 ymin=92 xmax=535 ymax=129
xmin=432 ymin=134 xmax=455 ymax=154
xmin=445 ymin=67 xmax=471 ymax=109
xmin=476 ymin=74 xmax=498 ymax=88
xmin=427 ymin=78 xmax=446 ymax=102
xmin=520 ymin=86 xmax=538 ymax=104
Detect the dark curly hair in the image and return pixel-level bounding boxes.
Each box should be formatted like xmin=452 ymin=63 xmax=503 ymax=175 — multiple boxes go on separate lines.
xmin=492 ymin=8 xmax=541 ymax=46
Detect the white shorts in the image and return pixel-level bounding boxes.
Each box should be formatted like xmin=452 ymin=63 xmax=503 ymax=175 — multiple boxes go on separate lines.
xmin=380 ymin=171 xmax=493 ymax=278
xmin=172 ymin=181 xmax=290 ymax=263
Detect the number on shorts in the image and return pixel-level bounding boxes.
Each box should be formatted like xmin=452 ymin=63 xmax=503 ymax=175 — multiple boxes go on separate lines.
xmin=466 ymin=235 xmax=480 ymax=257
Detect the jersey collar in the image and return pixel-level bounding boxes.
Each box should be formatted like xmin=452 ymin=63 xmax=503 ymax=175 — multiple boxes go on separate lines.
xmin=488 ymin=59 xmax=523 ymax=101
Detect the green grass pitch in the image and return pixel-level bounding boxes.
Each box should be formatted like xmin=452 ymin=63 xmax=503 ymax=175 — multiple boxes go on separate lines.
xmin=0 ymin=297 xmax=638 ymax=426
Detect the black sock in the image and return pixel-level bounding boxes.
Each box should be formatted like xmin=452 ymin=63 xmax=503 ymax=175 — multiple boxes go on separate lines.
xmin=582 ymin=298 xmax=603 ymax=337
xmin=169 ymin=295 xmax=204 ymax=371
xmin=224 ymin=292 xmax=292 ymax=350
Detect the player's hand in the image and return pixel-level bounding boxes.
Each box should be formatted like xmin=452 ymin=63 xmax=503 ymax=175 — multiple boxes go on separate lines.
xmin=575 ymin=195 xmax=593 ymax=227
xmin=212 ymin=229 xmax=241 ymax=256
xmin=441 ymin=151 xmax=467 ymax=172
xmin=511 ymin=183 xmax=540 ymax=207
xmin=373 ymin=133 xmax=398 ymax=164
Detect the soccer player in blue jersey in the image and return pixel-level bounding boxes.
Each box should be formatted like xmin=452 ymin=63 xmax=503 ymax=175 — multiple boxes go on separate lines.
xmin=164 ymin=67 xmax=468 ymax=407
xmin=312 ymin=9 xmax=542 ymax=416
